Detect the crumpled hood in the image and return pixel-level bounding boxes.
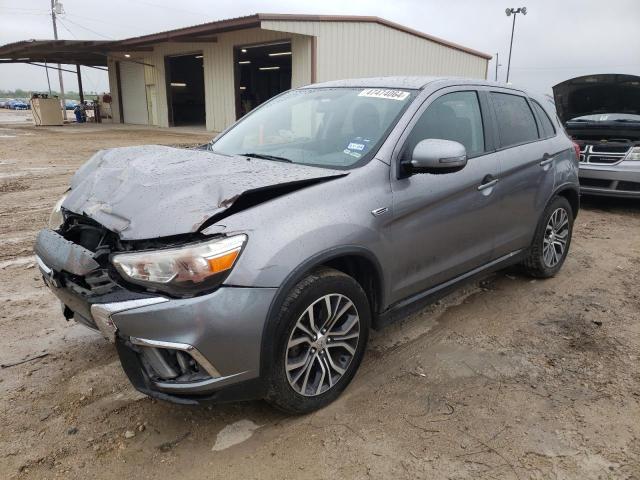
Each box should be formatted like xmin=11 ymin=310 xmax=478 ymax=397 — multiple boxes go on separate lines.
xmin=64 ymin=145 xmax=345 ymax=240
xmin=553 ymin=74 xmax=640 ymax=123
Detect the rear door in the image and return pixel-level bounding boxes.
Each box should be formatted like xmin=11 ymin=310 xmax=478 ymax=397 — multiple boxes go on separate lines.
xmin=388 ymin=87 xmax=501 ymax=303
xmin=488 ymin=90 xmax=556 ymax=257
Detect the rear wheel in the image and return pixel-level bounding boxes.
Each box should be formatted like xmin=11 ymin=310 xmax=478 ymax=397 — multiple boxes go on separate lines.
xmin=523 ymin=196 xmax=573 ymax=278
xmin=266 ymin=268 xmax=370 ymax=414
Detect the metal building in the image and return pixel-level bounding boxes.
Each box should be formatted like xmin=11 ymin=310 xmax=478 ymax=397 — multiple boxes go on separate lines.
xmin=0 ymin=13 xmax=491 ymax=132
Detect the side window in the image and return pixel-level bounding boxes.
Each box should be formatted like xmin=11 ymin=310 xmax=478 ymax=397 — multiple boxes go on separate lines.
xmin=490 ymin=92 xmax=539 ymax=148
xmin=404 ymin=91 xmax=485 ymax=158
xmin=531 ymin=100 xmax=556 ymax=138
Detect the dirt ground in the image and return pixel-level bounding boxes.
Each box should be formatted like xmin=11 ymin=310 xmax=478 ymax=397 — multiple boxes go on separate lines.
xmin=1 ymin=109 xmax=639 ymax=479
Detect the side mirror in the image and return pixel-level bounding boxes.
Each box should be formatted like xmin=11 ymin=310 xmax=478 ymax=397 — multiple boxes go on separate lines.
xmin=403 ymin=139 xmax=467 ymax=175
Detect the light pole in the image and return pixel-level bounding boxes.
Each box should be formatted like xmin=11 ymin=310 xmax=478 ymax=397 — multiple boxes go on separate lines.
xmin=505 ymin=7 xmax=527 ymax=83
xmin=494 ymin=52 xmax=501 ymax=82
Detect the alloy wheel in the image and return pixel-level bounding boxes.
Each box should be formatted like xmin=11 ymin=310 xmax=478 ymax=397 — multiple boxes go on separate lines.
xmin=285 ymin=293 xmax=361 ymax=396
xmin=542 ymin=207 xmax=569 ymax=268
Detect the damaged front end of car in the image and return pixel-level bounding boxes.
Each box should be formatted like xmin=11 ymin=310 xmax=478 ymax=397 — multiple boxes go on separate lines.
xmin=33 ymin=145 xmax=347 ymax=404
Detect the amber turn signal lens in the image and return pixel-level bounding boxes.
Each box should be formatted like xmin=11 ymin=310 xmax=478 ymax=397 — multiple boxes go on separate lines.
xmin=207 ymin=249 xmax=241 ymax=273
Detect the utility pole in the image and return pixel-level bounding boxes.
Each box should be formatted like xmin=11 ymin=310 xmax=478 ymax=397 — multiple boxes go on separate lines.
xmin=505 ymin=7 xmax=527 ymax=84
xmin=51 ymin=0 xmax=67 ymax=119
xmin=495 ymin=53 xmax=500 ymax=82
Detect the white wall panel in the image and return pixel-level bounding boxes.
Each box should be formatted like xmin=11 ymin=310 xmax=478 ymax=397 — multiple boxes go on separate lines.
xmin=261 ymin=20 xmax=488 ymax=82
xmin=119 ymin=61 xmax=148 ymax=125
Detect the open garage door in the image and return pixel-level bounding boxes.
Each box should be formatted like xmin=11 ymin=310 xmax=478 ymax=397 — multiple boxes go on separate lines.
xmin=234 ymin=41 xmax=292 ymax=119
xmin=166 ymin=53 xmax=206 ymax=126
xmin=119 ymin=61 xmax=149 ymax=125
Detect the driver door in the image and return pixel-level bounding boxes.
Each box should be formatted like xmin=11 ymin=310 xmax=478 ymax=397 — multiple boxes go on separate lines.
xmin=388 ymin=88 xmax=501 ymax=304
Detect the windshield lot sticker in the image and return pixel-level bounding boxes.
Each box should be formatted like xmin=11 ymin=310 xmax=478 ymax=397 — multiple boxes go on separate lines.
xmin=358 ymin=89 xmax=410 ymax=101
xmin=343 ymin=137 xmax=373 ymax=158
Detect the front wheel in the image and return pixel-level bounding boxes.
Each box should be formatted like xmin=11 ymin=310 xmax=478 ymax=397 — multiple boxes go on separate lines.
xmin=522 ymin=196 xmax=574 ymax=278
xmin=266 ymin=268 xmax=370 ymax=414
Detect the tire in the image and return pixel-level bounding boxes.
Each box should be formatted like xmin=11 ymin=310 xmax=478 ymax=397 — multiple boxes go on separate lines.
xmin=522 ymin=196 xmax=574 ymax=278
xmin=266 ymin=267 xmax=370 ymax=414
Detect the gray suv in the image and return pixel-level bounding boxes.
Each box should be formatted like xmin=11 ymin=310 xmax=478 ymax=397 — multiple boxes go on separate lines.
xmin=34 ymin=77 xmax=579 ymax=413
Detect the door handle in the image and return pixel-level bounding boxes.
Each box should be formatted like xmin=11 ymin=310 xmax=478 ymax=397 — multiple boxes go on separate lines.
xmin=540 ymin=153 xmax=554 ymax=166
xmin=478 ymin=174 xmax=499 ymax=191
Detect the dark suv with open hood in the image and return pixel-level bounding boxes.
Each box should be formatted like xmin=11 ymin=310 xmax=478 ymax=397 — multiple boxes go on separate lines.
xmin=554 ymin=74 xmax=640 ymax=198
xmin=35 ymin=77 xmax=579 ymax=413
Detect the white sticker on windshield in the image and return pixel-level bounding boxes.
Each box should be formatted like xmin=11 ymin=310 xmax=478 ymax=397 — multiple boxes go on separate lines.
xmin=358 ymin=88 xmax=410 ymax=101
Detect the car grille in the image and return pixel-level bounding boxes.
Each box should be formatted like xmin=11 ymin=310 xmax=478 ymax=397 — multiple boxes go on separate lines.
xmin=579 ymin=144 xmax=630 ymax=165
xmin=63 ymin=269 xmax=119 ymax=297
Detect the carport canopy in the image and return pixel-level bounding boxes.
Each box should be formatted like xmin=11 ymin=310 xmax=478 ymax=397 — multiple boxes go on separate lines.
xmin=0 ymin=39 xmax=112 ymax=66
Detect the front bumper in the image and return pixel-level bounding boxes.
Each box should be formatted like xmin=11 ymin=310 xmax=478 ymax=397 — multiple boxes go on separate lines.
xmin=108 ymin=285 xmax=276 ymax=397
xmin=579 ymin=163 xmax=640 ymax=198
xmin=34 ymin=231 xmax=277 ymax=404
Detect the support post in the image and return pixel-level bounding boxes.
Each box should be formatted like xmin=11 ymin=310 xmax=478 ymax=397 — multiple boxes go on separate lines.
xmin=76 ymin=64 xmax=84 ymax=103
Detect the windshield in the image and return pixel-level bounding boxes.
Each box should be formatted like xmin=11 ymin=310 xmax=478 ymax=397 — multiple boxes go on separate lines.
xmin=211 ymin=87 xmax=417 ymax=169
xmin=569 ymin=113 xmax=640 ymax=123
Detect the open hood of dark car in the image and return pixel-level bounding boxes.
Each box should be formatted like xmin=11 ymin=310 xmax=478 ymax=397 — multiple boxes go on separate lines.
xmin=553 ymin=74 xmax=640 ymax=124
xmin=63 ymin=145 xmax=346 ymax=240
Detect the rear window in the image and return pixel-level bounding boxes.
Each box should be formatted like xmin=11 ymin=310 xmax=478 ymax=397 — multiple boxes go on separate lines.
xmin=491 ymin=92 xmax=539 ymax=148
xmin=531 ymin=100 xmax=556 ymax=138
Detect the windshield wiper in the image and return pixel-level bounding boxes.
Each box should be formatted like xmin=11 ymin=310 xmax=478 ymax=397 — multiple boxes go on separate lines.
xmin=241 ymin=152 xmax=293 ymax=163
xmin=612 ymin=119 xmax=640 ymax=123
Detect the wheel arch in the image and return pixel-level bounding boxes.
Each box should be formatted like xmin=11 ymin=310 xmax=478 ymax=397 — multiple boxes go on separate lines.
xmin=554 ymin=184 xmax=580 ymax=219
xmin=259 ymin=246 xmax=385 ymax=377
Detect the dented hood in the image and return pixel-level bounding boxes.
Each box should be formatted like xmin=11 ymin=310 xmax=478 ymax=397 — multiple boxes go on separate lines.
xmin=553 ymin=74 xmax=640 ymax=123
xmin=63 ymin=145 xmax=345 ymax=240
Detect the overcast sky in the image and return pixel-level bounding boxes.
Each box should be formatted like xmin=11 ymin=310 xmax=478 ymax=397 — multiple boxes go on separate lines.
xmin=1 ymin=0 xmax=638 ymax=97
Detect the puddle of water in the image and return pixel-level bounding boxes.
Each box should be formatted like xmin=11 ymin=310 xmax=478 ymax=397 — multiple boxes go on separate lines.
xmin=211 ymin=419 xmax=260 ymax=452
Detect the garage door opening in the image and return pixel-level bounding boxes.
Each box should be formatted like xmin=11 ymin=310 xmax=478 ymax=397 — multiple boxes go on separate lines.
xmin=166 ymin=53 xmax=205 ymax=126
xmin=235 ymin=41 xmax=292 ymax=118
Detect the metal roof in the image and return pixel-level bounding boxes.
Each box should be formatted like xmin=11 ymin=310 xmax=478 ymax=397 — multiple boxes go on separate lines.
xmin=0 ymin=39 xmax=113 ymax=66
xmin=113 ymin=13 xmax=492 ymax=59
xmin=0 ymin=13 xmax=491 ymax=66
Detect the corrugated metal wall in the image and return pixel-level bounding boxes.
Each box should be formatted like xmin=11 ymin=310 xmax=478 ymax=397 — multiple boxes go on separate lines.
xmin=108 ymin=28 xmax=311 ymax=132
xmin=261 ymin=20 xmax=488 ymax=81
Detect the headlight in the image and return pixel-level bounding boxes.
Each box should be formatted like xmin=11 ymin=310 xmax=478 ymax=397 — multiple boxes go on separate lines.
xmin=48 ymin=192 xmax=69 ymax=230
xmin=624 ymin=147 xmax=640 ymax=162
xmin=111 ymin=235 xmax=247 ymax=296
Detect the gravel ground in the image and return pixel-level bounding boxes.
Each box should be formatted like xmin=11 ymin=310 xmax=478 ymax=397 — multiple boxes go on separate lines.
xmin=1 ymin=112 xmax=639 ymax=479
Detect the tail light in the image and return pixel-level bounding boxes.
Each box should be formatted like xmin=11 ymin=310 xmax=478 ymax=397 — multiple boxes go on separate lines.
xmin=572 ymin=142 xmax=580 ymax=161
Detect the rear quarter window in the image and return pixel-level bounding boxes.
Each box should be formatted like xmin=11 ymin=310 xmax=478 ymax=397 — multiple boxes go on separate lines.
xmin=531 ymin=100 xmax=556 ymax=138
xmin=491 ymin=92 xmax=539 ymax=148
